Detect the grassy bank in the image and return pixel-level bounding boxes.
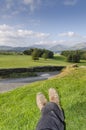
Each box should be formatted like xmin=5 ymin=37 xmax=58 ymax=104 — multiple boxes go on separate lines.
xmin=0 ymin=67 xmax=86 ymax=130
xmin=0 ymin=54 xmax=86 ymax=68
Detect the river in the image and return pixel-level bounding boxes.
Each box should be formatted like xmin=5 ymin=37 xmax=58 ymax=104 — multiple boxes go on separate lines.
xmin=0 ymin=71 xmax=60 ymax=93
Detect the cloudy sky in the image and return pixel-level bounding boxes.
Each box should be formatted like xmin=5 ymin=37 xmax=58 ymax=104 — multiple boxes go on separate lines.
xmin=0 ymin=0 xmax=86 ymax=47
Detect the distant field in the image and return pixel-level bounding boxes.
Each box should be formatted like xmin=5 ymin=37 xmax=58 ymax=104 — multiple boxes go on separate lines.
xmin=0 ymin=54 xmax=86 ymax=68
xmin=0 ymin=67 xmax=86 ymax=130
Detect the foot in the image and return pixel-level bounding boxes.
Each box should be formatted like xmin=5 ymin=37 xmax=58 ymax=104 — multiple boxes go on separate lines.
xmin=49 ymin=88 xmax=61 ymax=109
xmin=36 ymin=92 xmax=47 ymax=111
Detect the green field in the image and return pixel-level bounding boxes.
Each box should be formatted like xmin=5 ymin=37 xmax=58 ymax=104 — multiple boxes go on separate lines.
xmin=0 ymin=67 xmax=86 ymax=130
xmin=0 ymin=54 xmax=86 ymax=68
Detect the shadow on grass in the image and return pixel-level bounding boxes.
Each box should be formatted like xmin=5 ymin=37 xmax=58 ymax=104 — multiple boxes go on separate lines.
xmin=62 ymin=108 xmax=66 ymax=130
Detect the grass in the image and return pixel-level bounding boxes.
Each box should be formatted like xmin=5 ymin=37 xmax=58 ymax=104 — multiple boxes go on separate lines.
xmin=0 ymin=67 xmax=86 ymax=130
xmin=0 ymin=54 xmax=86 ymax=68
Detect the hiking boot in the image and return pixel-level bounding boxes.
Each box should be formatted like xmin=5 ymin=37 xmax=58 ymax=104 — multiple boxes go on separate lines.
xmin=36 ymin=92 xmax=47 ymax=111
xmin=49 ymin=88 xmax=61 ymax=109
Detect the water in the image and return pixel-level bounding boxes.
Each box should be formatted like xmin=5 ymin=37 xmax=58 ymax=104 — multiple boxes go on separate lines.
xmin=0 ymin=71 xmax=60 ymax=93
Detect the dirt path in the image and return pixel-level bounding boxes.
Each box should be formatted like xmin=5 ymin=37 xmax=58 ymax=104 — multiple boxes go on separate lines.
xmin=0 ymin=71 xmax=59 ymax=93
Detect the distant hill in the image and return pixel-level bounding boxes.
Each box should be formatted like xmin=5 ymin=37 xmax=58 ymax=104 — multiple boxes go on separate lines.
xmin=0 ymin=42 xmax=86 ymax=52
xmin=49 ymin=44 xmax=69 ymax=53
xmin=10 ymin=47 xmax=30 ymax=52
xmin=70 ymin=42 xmax=86 ymax=50
xmin=49 ymin=42 xmax=86 ymax=52
xmin=0 ymin=44 xmax=48 ymax=52
xmin=30 ymin=44 xmax=49 ymax=49
xmin=0 ymin=46 xmax=30 ymax=52
xmin=0 ymin=46 xmax=13 ymax=51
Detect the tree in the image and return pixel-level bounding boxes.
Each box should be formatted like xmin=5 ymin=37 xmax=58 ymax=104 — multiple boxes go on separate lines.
xmin=42 ymin=53 xmax=48 ymax=60
xmin=47 ymin=51 xmax=54 ymax=58
xmin=61 ymin=50 xmax=81 ymax=63
xmin=81 ymin=52 xmax=86 ymax=60
xmin=23 ymin=47 xmax=54 ymax=62
xmin=44 ymin=50 xmax=54 ymax=58
xmin=23 ymin=48 xmax=33 ymax=55
xmin=32 ymin=49 xmax=39 ymax=61
xmin=67 ymin=54 xmax=73 ymax=62
xmin=67 ymin=52 xmax=80 ymax=63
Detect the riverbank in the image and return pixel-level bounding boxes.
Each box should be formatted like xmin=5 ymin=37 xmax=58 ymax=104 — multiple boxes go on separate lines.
xmin=0 ymin=66 xmax=64 ymax=78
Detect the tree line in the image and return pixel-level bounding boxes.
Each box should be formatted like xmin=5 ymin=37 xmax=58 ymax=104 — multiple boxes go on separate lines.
xmin=23 ymin=48 xmax=54 ymax=60
xmin=61 ymin=50 xmax=86 ymax=63
xmin=0 ymin=51 xmax=23 ymax=55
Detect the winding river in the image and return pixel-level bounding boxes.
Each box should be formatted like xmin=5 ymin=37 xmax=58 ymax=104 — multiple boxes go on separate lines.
xmin=0 ymin=71 xmax=60 ymax=93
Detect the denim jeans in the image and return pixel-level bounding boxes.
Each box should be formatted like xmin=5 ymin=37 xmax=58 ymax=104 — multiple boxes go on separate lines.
xmin=36 ymin=102 xmax=65 ymax=130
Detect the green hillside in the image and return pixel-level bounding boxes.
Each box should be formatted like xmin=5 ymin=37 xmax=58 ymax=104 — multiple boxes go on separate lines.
xmin=0 ymin=67 xmax=86 ymax=130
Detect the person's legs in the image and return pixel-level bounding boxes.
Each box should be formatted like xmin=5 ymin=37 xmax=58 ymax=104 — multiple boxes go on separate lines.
xmin=36 ymin=88 xmax=65 ymax=130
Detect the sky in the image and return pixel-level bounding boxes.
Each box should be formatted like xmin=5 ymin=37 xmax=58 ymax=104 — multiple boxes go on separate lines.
xmin=0 ymin=0 xmax=86 ymax=47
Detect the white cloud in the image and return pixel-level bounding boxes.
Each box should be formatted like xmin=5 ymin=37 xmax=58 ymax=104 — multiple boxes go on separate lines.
xmin=0 ymin=0 xmax=58 ymax=14
xmin=35 ymin=40 xmax=55 ymax=45
xmin=0 ymin=25 xmax=85 ymax=47
xmin=23 ymin=0 xmax=41 ymax=11
xmin=23 ymin=0 xmax=41 ymax=5
xmin=0 ymin=0 xmax=41 ymax=15
xmin=34 ymin=32 xmax=50 ymax=38
xmin=58 ymin=31 xmax=86 ymax=46
xmin=64 ymin=0 xmax=78 ymax=6
xmin=35 ymin=40 xmax=66 ymax=46
xmin=0 ymin=24 xmax=50 ymax=46
xmin=23 ymin=0 xmax=34 ymax=4
xmin=58 ymin=31 xmax=81 ymax=38
xmin=6 ymin=0 xmax=14 ymax=9
xmin=0 ymin=24 xmax=13 ymax=31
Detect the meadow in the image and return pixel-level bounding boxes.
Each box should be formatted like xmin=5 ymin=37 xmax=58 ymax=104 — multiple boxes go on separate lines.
xmin=0 ymin=54 xmax=86 ymax=68
xmin=0 ymin=67 xmax=86 ymax=130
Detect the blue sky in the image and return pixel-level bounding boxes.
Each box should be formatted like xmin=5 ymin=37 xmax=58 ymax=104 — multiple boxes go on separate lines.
xmin=0 ymin=0 xmax=86 ymax=47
